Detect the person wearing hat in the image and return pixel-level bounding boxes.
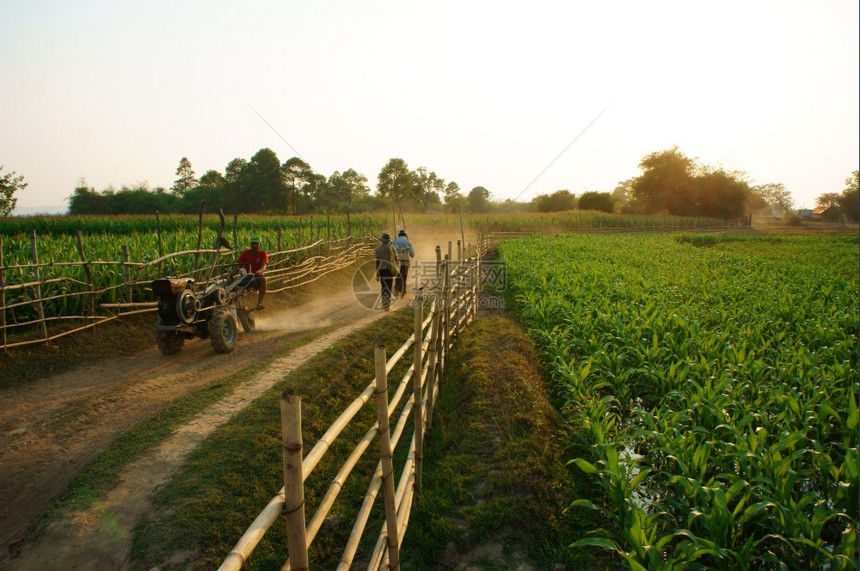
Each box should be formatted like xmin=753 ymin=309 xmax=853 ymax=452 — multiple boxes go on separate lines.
xmin=374 ymin=232 xmax=399 ymax=310
xmin=236 ymin=235 xmax=268 ymax=310
xmin=392 ymin=229 xmax=415 ymax=298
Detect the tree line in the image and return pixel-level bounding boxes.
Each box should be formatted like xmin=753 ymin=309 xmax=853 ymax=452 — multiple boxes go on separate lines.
xmin=529 ymin=148 xmax=858 ymax=222
xmin=4 ymin=147 xmax=857 ymax=221
xmin=65 ymin=151 xmax=497 ymax=217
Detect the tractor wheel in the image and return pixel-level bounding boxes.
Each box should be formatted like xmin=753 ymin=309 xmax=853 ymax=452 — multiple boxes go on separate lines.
xmin=209 ymin=310 xmax=238 ymax=354
xmin=156 ymin=330 xmax=185 ymax=355
xmin=238 ymin=308 xmax=255 ymax=333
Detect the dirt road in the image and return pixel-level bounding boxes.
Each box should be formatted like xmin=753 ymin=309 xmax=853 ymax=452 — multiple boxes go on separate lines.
xmin=0 ymin=288 xmax=388 ymax=570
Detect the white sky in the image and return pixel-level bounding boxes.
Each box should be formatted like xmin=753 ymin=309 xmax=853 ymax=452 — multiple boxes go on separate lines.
xmin=2 ymin=0 xmax=858 ymax=213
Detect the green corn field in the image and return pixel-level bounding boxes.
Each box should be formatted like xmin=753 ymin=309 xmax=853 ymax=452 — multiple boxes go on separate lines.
xmin=500 ymin=233 xmax=858 ymax=570
xmin=0 ymin=213 xmax=387 ymax=336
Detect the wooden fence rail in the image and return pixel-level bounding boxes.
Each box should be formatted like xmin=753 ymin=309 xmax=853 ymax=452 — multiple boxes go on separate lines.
xmin=0 ymin=233 xmax=376 ymax=350
xmin=219 ymin=239 xmax=484 ymax=570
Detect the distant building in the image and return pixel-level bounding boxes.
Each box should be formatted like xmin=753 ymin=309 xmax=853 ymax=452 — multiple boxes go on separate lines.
xmin=812 ymin=205 xmax=840 ymax=221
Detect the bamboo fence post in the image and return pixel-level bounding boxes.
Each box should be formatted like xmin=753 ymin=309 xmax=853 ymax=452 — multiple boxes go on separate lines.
xmin=277 ymin=227 xmax=283 ymax=253
xmin=442 ymin=256 xmax=450 ymax=370
xmin=459 ymin=210 xmax=466 ymax=257
xmin=280 ymin=389 xmax=309 ymax=571
xmin=75 ymin=232 xmax=96 ymax=318
xmin=446 ymin=242 xmax=453 ymax=343
xmin=424 ymin=305 xmax=441 ymax=433
xmin=412 ymin=293 xmax=424 ymax=497
xmin=29 ymin=230 xmax=48 ymax=341
xmin=121 ymin=245 xmax=133 ymax=303
xmin=0 ymin=237 xmax=5 ymax=349
xmin=155 ymin=210 xmax=163 ymax=275
xmin=434 ymin=245 xmax=441 ymax=279
xmin=473 ymin=244 xmax=480 ymax=321
xmin=315 ymin=224 xmax=321 ymax=266
xmin=195 ymin=201 xmax=205 ymax=271
xmin=374 ymin=345 xmax=401 ymax=571
xmin=232 ymin=213 xmax=238 ymax=252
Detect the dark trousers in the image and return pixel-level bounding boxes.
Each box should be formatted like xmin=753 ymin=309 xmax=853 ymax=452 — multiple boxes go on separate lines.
xmin=395 ymin=263 xmax=409 ymax=296
xmin=378 ymin=270 xmax=394 ymax=310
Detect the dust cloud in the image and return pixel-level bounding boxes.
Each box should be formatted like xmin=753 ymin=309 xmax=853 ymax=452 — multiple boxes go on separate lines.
xmin=253 ymin=286 xmax=369 ymax=332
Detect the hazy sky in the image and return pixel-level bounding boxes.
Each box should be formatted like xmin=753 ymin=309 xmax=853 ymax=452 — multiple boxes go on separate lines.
xmin=3 ymin=0 xmax=858 ymax=214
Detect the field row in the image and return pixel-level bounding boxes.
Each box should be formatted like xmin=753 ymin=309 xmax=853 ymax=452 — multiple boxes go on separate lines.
xmin=501 ymin=233 xmax=858 ymax=569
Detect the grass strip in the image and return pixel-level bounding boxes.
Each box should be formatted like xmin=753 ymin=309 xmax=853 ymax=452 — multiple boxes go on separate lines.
xmin=400 ymin=316 xmax=614 ymax=570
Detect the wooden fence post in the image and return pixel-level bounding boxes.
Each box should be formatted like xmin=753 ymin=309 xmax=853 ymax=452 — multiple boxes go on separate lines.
xmin=473 ymin=244 xmax=480 ymax=321
xmin=424 ymin=305 xmax=441 ymax=433
xmin=281 ymin=389 xmax=309 ymax=571
xmin=155 ymin=210 xmax=163 ymax=275
xmin=30 ymin=230 xmax=47 ymax=342
xmin=0 ymin=237 xmax=5 ymax=348
xmin=232 ymin=213 xmax=238 ymax=253
xmin=444 ymin=257 xmax=452 ymax=369
xmin=122 ymin=245 xmax=132 ymax=303
xmin=412 ymin=294 xmax=424 ymax=498
xmin=195 ymin=201 xmax=205 ymax=271
xmin=374 ymin=345 xmax=401 ymax=570
xmin=76 ymin=232 xmax=96 ymax=318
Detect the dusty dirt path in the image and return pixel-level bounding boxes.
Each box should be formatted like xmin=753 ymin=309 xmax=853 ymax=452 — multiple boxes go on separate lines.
xmin=0 ymin=288 xmax=388 ymax=570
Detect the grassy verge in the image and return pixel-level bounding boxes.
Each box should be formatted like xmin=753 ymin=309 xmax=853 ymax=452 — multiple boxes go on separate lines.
xmin=400 ymin=316 xmax=613 ymax=570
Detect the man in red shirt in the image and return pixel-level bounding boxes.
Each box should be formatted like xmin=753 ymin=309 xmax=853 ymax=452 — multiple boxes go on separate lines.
xmin=236 ymin=235 xmax=268 ymax=310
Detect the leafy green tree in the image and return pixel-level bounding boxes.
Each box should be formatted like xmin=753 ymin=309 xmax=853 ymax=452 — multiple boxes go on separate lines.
xmin=0 ymin=165 xmax=27 ymax=216
xmin=611 ymin=179 xmax=634 ymax=213
xmin=323 ymin=169 xmax=370 ymax=212
xmin=222 ymin=158 xmax=249 ymax=213
xmin=816 ymin=193 xmax=841 ymax=208
xmin=443 ymin=181 xmax=464 ymax=213
xmin=838 ymin=170 xmax=859 ymax=222
xmin=377 ymin=158 xmax=413 ymax=206
xmin=412 ymin=167 xmax=445 ymax=211
xmin=630 ymin=147 xmax=697 ymax=215
xmin=746 ymin=191 xmax=768 ymax=218
xmin=578 ymin=191 xmax=615 ymax=213
xmin=532 ymin=189 xmax=576 ymax=212
xmin=282 ymin=157 xmax=315 ymax=214
xmin=171 ymin=157 xmax=198 ymax=196
xmin=302 ymin=171 xmax=328 ymax=213
xmin=245 ymin=148 xmax=284 ymax=212
xmin=468 ymin=186 xmax=492 ymax=213
xmin=68 ymin=181 xmax=112 ymax=215
xmin=751 ymin=182 xmax=793 ymax=216
xmin=177 ymin=169 xmax=224 ymax=213
xmin=695 ymin=168 xmax=750 ymax=219
xmin=110 ymin=183 xmax=176 ymax=214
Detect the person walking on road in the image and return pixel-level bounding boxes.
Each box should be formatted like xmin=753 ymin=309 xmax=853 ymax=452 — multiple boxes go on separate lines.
xmin=392 ymin=229 xmax=415 ymax=298
xmin=236 ymin=235 xmax=268 ymax=310
xmin=374 ymin=232 xmax=398 ymax=311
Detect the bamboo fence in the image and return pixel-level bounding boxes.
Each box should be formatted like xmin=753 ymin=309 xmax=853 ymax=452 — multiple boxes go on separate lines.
xmin=0 ymin=232 xmax=376 ymax=350
xmin=218 ymin=238 xmax=484 ymax=571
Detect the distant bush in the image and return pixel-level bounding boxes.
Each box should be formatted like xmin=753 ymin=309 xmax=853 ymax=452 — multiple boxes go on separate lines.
xmin=784 ymin=213 xmax=803 ymax=226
